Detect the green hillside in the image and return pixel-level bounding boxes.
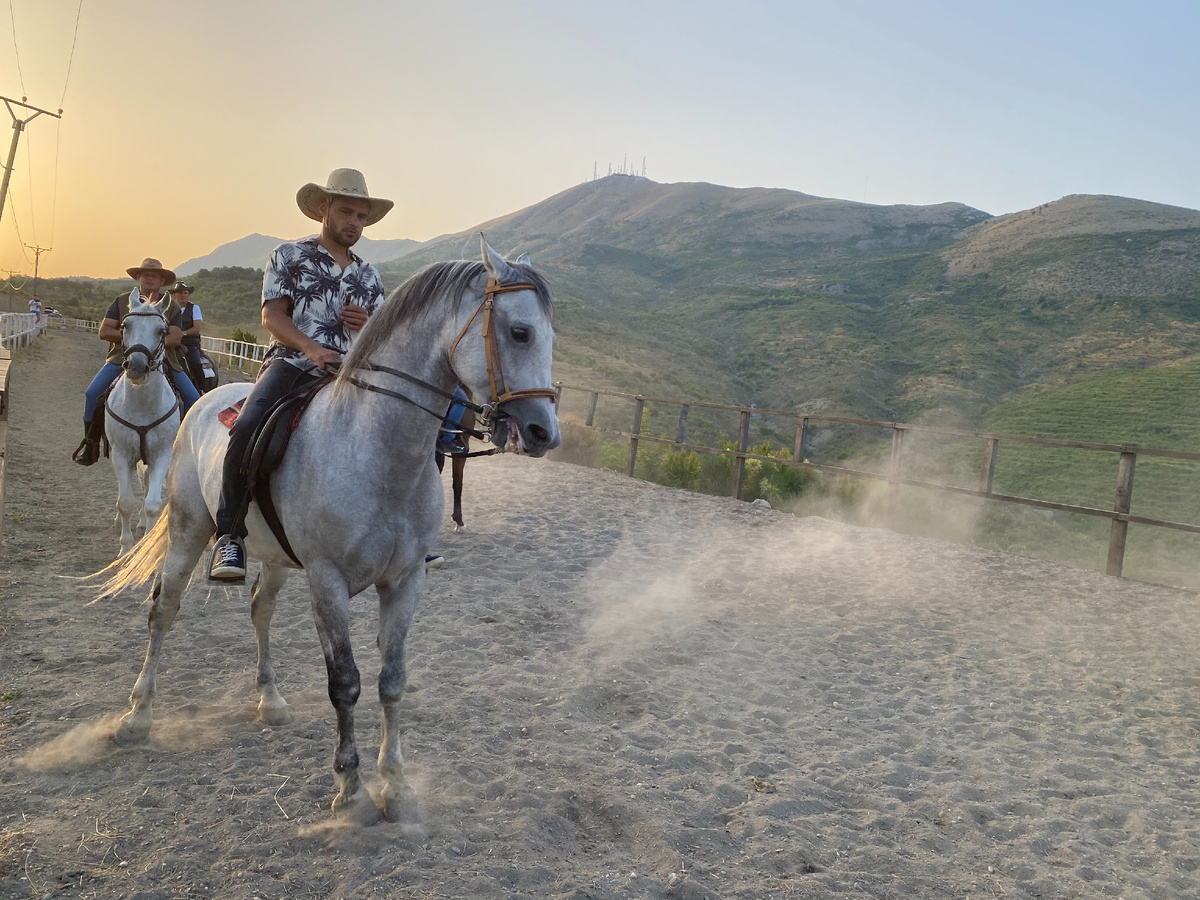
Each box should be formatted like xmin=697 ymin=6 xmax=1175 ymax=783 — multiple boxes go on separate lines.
xmin=968 ymin=358 xmax=1200 ymax=587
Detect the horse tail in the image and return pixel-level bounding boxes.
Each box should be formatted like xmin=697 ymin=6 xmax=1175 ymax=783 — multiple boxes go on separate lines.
xmin=90 ymin=504 xmax=173 ymax=603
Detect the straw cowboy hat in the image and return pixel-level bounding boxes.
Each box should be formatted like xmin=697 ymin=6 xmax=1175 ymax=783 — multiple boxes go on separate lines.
xmin=169 ymin=281 xmax=195 ymax=294
xmin=126 ymin=257 xmax=176 ymax=283
xmin=296 ymin=168 xmax=394 ymax=226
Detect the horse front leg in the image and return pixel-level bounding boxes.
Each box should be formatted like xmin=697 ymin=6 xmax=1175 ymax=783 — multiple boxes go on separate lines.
xmin=250 ymin=563 xmax=292 ymax=725
xmin=142 ymin=457 xmax=169 ymax=536
xmin=113 ymin=455 xmax=138 ymax=557
xmin=451 ymin=456 xmax=466 ymax=531
xmin=307 ymin=565 xmax=378 ymax=824
xmin=115 ymin=512 xmax=211 ymax=746
xmin=375 ymin=571 xmax=424 ymax=823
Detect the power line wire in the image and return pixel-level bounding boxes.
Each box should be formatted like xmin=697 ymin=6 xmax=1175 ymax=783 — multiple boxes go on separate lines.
xmin=6 ymin=191 xmax=35 ymax=265
xmin=59 ymin=0 xmax=83 ymax=108
xmin=7 ymin=0 xmax=26 ymax=97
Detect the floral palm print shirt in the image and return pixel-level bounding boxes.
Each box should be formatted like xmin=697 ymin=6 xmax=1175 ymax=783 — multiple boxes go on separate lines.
xmin=261 ymin=237 xmax=385 ymax=372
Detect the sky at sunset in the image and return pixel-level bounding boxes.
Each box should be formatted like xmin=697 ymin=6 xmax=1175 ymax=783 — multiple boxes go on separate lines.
xmin=1 ymin=0 xmax=1197 ymax=278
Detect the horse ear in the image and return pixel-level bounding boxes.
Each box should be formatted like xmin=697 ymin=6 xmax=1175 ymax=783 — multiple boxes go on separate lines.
xmin=480 ymin=233 xmax=517 ymax=282
xmin=515 ymin=253 xmax=531 ymax=267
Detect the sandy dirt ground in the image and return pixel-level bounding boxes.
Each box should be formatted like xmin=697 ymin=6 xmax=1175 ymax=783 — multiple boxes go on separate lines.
xmin=3 ymin=329 xmax=1200 ymax=900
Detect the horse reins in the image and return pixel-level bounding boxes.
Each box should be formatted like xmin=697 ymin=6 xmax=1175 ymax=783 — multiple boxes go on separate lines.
xmin=345 ymin=278 xmax=557 ymax=442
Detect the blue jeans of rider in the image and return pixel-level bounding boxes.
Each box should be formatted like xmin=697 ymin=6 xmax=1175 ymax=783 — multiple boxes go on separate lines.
xmin=84 ymin=362 xmax=201 ymax=423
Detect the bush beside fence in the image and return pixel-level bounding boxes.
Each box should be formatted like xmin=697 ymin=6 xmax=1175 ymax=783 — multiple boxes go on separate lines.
xmin=554 ymin=382 xmax=1200 ymax=582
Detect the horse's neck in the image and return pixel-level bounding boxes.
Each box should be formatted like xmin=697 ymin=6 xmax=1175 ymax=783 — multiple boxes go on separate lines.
xmin=327 ymin=317 xmax=454 ymax=464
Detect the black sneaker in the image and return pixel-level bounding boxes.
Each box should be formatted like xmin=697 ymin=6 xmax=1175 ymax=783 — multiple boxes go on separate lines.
xmin=424 ymin=554 xmax=445 ymax=569
xmin=209 ymin=536 xmax=247 ymax=583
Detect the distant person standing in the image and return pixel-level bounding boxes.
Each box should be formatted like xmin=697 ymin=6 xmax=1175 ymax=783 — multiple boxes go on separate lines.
xmin=28 ymin=296 xmax=42 ymax=322
xmin=170 ymin=281 xmax=206 ymax=390
xmin=73 ymin=257 xmax=201 ymax=466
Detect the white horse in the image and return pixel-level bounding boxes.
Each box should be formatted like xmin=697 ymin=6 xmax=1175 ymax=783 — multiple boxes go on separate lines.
xmin=105 ymin=298 xmax=181 ymax=556
xmin=100 ymin=239 xmax=559 ymax=824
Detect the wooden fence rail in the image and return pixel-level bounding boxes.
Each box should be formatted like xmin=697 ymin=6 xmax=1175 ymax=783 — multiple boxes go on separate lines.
xmin=554 ymin=382 xmax=1200 ymax=579
xmin=0 ymin=312 xmax=44 ymax=349
xmin=50 ymin=317 xmax=267 ymax=373
xmin=0 ymin=347 xmax=10 ymax=537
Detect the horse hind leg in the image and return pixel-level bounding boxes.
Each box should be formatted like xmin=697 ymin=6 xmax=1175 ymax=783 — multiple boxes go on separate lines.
xmin=451 ymin=455 xmax=466 ymax=531
xmin=114 ymin=505 xmax=213 ymax=747
xmin=251 ymin=563 xmax=292 ymax=725
xmin=374 ymin=573 xmax=423 ymax=824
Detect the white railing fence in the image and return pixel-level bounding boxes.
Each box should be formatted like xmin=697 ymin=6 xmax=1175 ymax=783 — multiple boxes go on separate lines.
xmin=0 ymin=313 xmax=46 ymax=348
xmin=48 ymin=316 xmax=266 ymax=374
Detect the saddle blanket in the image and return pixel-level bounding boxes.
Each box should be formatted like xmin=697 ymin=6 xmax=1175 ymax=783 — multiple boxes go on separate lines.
xmin=217 ymin=399 xmax=244 ymax=429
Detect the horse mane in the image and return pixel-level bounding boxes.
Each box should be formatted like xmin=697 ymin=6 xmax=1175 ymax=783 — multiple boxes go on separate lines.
xmin=340 ymin=260 xmax=553 ymax=378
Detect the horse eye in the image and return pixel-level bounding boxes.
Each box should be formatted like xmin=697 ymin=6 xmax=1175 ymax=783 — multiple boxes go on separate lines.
xmin=510 ymin=326 xmax=530 ymax=343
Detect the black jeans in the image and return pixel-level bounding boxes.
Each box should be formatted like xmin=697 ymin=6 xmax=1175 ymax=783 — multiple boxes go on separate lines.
xmin=215 ymin=361 xmax=321 ymax=538
xmin=182 ymin=341 xmax=205 ymax=390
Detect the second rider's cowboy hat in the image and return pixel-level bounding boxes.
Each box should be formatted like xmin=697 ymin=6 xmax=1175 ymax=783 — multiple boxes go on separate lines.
xmin=296 ymin=168 xmax=394 ymax=226
xmin=126 ymin=257 xmax=176 ymax=283
xmin=169 ymin=281 xmax=195 ymax=294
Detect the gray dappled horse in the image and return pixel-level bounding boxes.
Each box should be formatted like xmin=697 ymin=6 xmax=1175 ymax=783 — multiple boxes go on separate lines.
xmin=105 ymin=298 xmax=181 ymax=557
xmin=101 ymin=239 xmax=559 ymax=824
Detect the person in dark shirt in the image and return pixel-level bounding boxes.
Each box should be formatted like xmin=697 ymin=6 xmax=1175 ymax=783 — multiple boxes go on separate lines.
xmin=170 ymin=281 xmax=207 ymax=391
xmin=72 ymin=257 xmax=201 ymax=466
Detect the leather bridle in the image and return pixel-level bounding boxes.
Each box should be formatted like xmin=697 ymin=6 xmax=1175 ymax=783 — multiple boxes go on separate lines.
xmin=120 ymin=307 xmax=168 ymax=371
xmin=345 ymin=278 xmax=557 ymax=443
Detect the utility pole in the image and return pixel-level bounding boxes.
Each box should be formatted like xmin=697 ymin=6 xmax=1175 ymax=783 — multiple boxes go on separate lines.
xmin=0 ymin=95 xmax=63 ymax=227
xmin=1 ymin=268 xmax=22 ymax=315
xmin=24 ymin=244 xmax=49 ymax=307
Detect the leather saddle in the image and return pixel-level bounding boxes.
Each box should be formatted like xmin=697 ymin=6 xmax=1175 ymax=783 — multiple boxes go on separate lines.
xmin=223 ymin=375 xmax=332 ymax=567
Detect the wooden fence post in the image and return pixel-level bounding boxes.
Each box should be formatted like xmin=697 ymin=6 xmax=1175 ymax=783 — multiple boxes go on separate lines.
xmin=627 ymin=396 xmax=644 ymax=477
xmin=586 ymin=392 xmax=599 ymax=427
xmin=732 ymin=409 xmax=751 ymax=499
xmin=1106 ymin=450 xmax=1137 ymax=577
xmin=0 ymin=348 xmax=10 ymax=539
xmin=794 ymin=416 xmax=809 ymax=464
xmin=887 ymin=426 xmax=905 ymax=526
xmin=980 ymin=438 xmax=998 ymax=493
xmin=676 ymin=404 xmax=689 ymax=444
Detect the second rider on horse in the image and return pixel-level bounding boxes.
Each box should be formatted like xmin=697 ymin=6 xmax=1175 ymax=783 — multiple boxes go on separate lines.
xmin=74 ymin=258 xmax=201 ymax=466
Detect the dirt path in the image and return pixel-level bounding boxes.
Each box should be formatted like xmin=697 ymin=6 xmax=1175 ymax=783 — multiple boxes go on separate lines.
xmin=2 ymin=329 xmax=1199 ymax=899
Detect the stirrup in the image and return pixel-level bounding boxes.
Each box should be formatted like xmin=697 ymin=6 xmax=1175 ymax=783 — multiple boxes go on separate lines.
xmin=72 ymin=438 xmax=100 ymax=467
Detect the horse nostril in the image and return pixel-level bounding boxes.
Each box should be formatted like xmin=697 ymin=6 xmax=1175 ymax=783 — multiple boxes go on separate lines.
xmin=529 ymin=424 xmax=549 ymax=443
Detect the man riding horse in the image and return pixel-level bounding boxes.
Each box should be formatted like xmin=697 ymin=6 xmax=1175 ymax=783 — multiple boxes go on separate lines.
xmin=74 ymin=258 xmax=201 ymax=466
xmin=208 ymin=168 xmax=392 ymax=582
xmin=169 ymin=281 xmax=208 ymax=391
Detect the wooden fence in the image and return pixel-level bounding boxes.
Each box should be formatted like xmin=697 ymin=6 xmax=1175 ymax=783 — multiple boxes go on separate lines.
xmin=0 ymin=346 xmax=9 ymax=537
xmin=49 ymin=317 xmax=267 ymax=373
xmin=554 ymin=383 xmax=1200 ymax=579
xmin=0 ymin=312 xmax=44 ymax=349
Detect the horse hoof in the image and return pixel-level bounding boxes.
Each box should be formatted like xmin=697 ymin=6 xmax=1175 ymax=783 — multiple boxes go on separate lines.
xmin=113 ymin=718 xmax=149 ymax=748
xmin=332 ymin=788 xmax=383 ymax=826
xmin=452 ymin=523 xmax=465 ymax=533
xmin=379 ymin=782 xmax=420 ymax=825
xmin=258 ymin=702 xmax=292 ymax=726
